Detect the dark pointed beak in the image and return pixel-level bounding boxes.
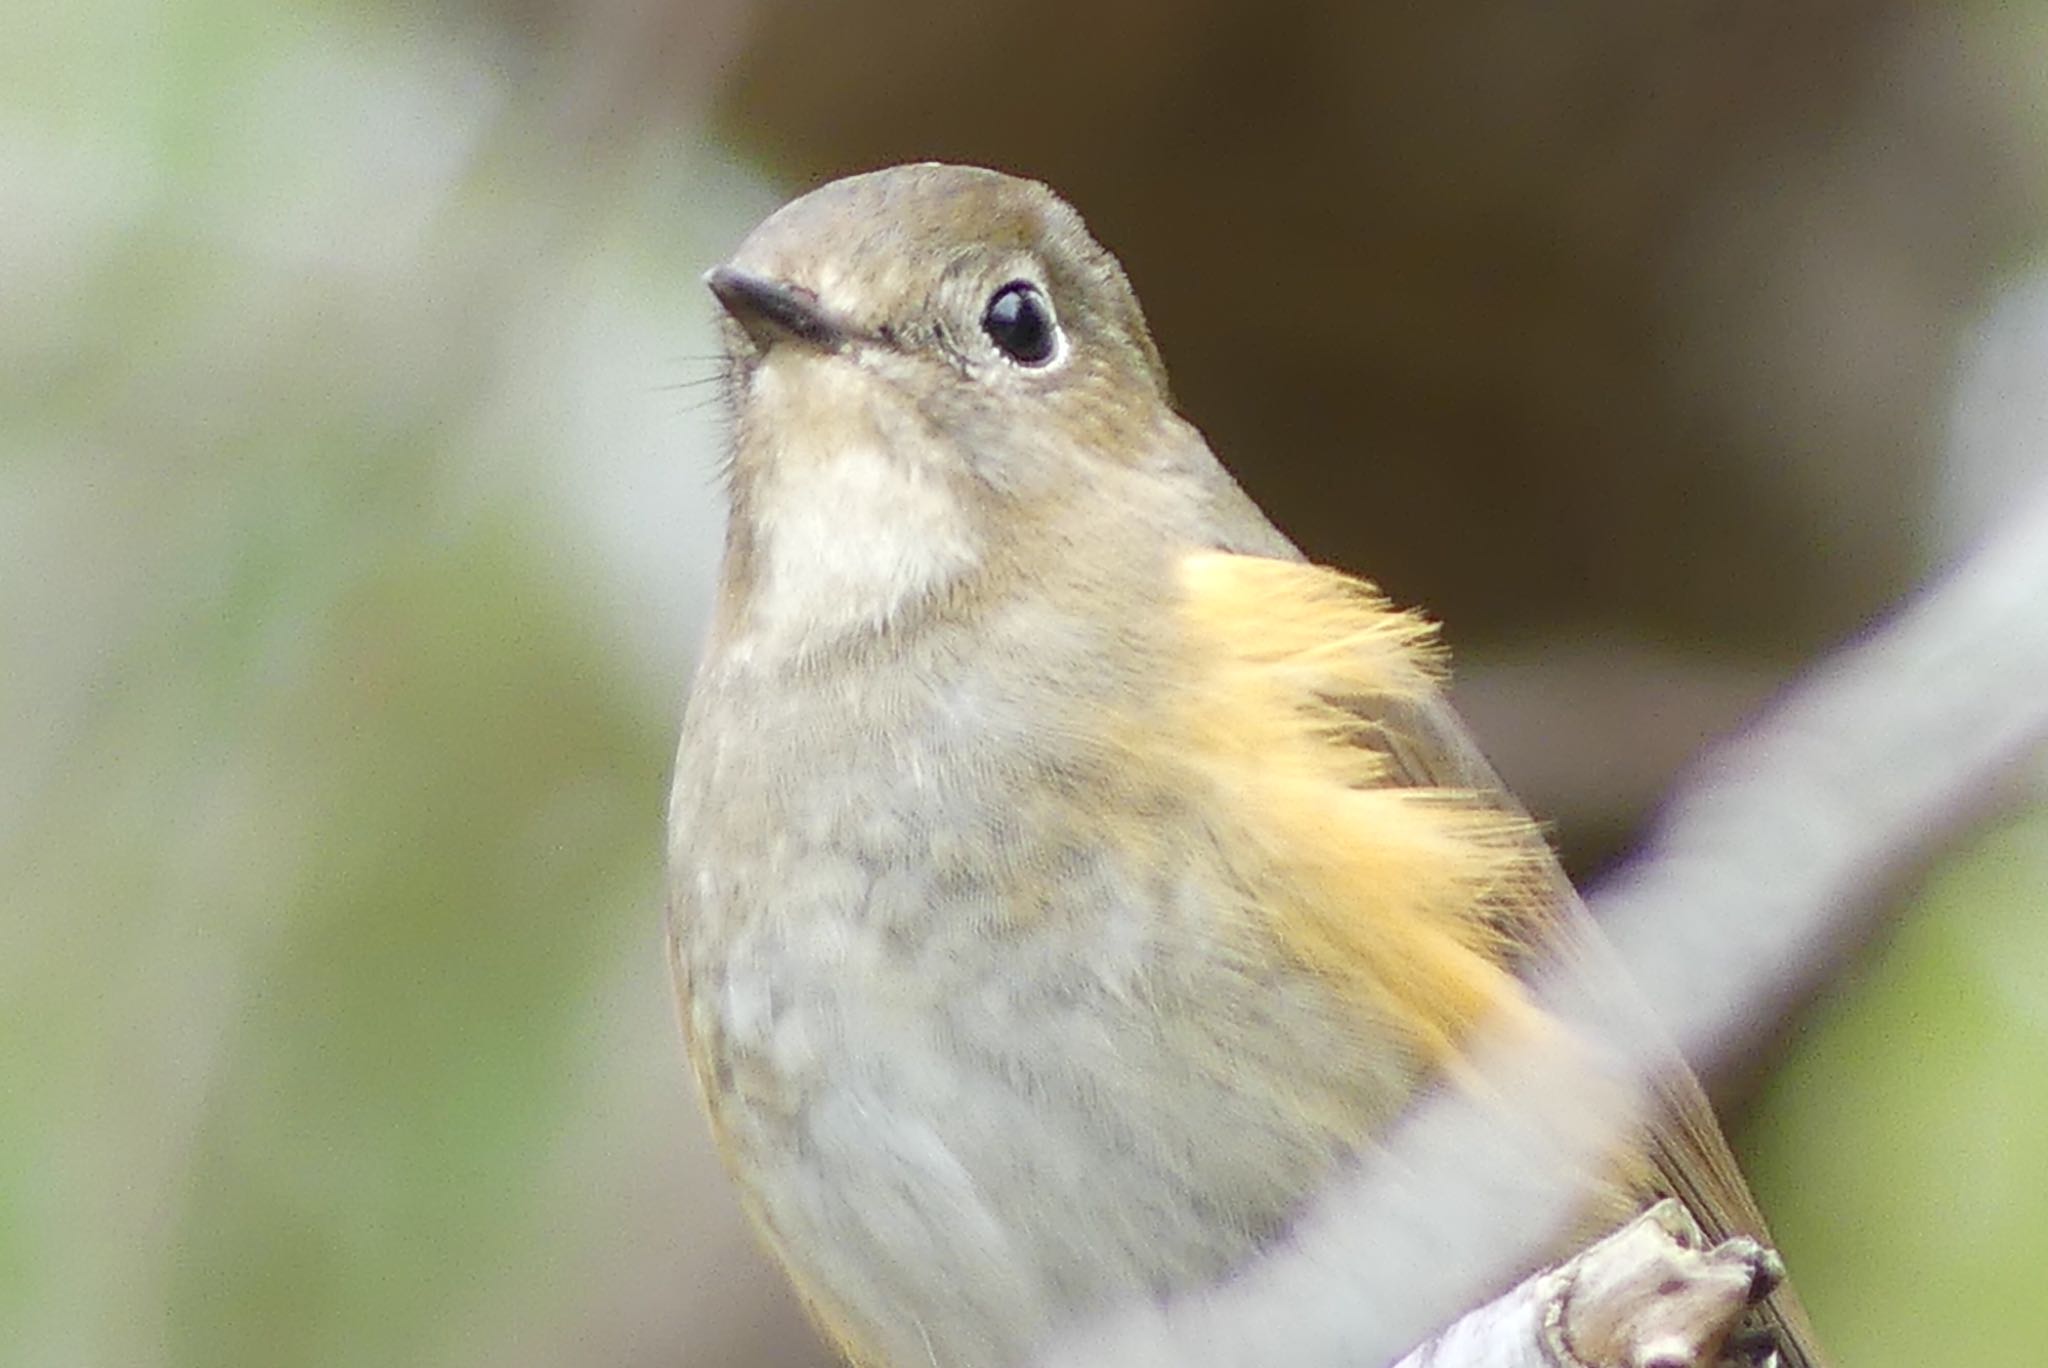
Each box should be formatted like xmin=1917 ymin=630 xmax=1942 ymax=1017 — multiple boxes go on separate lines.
xmin=705 ymin=266 xmax=848 ymax=353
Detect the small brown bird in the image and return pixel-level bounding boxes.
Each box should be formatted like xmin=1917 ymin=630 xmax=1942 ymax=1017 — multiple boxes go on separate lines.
xmin=667 ymin=163 xmax=1825 ymax=1368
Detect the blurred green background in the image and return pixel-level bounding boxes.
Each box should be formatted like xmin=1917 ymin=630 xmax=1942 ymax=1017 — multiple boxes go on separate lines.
xmin=5 ymin=2 xmax=2046 ymax=1365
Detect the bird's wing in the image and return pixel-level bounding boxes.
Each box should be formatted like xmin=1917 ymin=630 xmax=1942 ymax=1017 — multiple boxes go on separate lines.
xmin=1369 ymin=687 xmax=1827 ymax=1367
xmin=1170 ymin=545 xmax=1825 ymax=1367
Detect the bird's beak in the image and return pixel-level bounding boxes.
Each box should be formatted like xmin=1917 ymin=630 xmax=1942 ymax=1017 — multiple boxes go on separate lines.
xmin=705 ymin=266 xmax=850 ymax=354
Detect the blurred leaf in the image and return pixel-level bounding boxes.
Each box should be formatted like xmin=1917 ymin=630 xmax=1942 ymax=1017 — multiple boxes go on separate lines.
xmin=1742 ymin=804 xmax=2048 ymax=1367
xmin=159 ymin=516 xmax=668 ymax=1368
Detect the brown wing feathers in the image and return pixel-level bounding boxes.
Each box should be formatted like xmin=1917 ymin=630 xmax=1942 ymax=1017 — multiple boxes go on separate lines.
xmin=1174 ymin=552 xmax=1825 ymax=1367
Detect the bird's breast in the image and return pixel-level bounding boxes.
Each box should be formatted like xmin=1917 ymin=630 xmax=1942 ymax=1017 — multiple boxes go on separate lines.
xmin=666 ymin=551 xmax=1553 ymax=1367
xmin=668 ymin=617 xmax=1419 ymax=1367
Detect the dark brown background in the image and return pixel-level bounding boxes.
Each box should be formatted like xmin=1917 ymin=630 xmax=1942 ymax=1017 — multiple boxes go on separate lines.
xmin=700 ymin=2 xmax=2036 ymax=869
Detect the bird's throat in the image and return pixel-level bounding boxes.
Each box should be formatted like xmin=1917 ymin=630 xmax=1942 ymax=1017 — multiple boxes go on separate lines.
xmin=726 ymin=359 xmax=982 ymax=665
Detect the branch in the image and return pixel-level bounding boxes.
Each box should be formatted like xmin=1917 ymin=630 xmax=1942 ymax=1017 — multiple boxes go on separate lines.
xmin=1392 ymin=1201 xmax=1780 ymax=1368
xmin=1040 ymin=483 xmax=2048 ymax=1368
xmin=1597 ymin=479 xmax=2048 ymax=1071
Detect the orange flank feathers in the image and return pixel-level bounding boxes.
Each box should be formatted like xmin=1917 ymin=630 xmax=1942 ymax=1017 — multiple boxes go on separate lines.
xmin=1168 ymin=553 xmax=1551 ymax=1067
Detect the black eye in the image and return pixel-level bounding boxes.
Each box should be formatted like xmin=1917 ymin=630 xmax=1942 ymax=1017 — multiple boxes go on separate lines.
xmin=981 ymin=281 xmax=1059 ymax=366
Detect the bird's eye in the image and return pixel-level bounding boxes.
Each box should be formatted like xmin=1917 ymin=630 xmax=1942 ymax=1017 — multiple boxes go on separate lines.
xmin=981 ymin=281 xmax=1059 ymax=366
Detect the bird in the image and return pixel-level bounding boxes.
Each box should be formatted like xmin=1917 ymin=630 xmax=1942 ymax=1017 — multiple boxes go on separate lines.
xmin=666 ymin=162 xmax=1825 ymax=1368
